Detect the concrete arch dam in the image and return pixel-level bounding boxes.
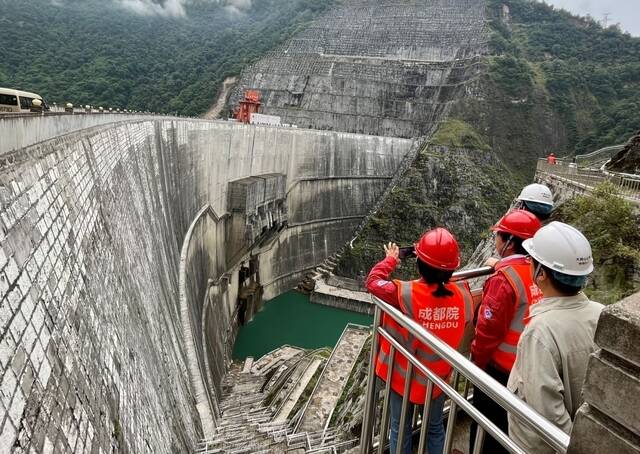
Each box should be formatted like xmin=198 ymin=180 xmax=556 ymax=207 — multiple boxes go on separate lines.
xmin=0 ymin=117 xmax=415 ymax=452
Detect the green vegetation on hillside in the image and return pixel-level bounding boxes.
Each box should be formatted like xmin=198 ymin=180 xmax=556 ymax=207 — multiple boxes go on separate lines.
xmin=335 ymin=143 xmax=513 ymax=278
xmin=431 ymin=119 xmax=491 ymax=151
xmin=0 ymin=0 xmax=333 ymax=116
xmin=553 ymin=183 xmax=640 ymax=304
xmin=486 ymin=0 xmax=640 ymax=154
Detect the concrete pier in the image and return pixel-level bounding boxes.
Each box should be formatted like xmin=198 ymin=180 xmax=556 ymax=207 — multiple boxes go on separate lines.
xmin=310 ymin=278 xmax=374 ymax=315
xmin=568 ymin=292 xmax=640 ymax=454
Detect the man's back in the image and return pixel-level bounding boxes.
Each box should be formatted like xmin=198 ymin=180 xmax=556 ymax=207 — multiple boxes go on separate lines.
xmin=525 ymin=293 xmax=603 ymax=417
xmin=508 ymin=293 xmax=603 ymax=454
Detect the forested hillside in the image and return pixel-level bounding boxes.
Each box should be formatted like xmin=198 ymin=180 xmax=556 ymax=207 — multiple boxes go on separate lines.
xmin=552 ymin=183 xmax=640 ymax=305
xmin=484 ymin=0 xmax=640 ymax=156
xmin=0 ymin=0 xmax=333 ymax=115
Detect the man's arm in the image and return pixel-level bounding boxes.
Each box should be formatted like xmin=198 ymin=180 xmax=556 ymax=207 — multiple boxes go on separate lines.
xmin=471 ymin=275 xmax=515 ymax=369
xmin=365 ymin=243 xmax=401 ymax=307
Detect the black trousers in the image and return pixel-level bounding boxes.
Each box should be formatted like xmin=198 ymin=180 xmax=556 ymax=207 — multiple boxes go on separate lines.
xmin=469 ymin=363 xmax=510 ymax=454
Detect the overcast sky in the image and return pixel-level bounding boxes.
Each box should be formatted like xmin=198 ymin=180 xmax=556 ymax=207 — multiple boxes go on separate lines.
xmin=542 ymin=0 xmax=640 ymax=36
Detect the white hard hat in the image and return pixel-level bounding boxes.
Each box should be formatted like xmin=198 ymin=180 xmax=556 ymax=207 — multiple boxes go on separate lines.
xmin=522 ymin=221 xmax=593 ymax=276
xmin=518 ymin=183 xmax=553 ymax=207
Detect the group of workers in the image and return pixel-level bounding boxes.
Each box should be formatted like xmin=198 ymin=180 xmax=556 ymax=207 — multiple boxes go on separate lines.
xmin=366 ymin=183 xmax=604 ymax=454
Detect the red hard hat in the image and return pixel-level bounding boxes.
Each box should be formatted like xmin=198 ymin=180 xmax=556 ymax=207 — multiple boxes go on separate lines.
xmin=491 ymin=209 xmax=541 ymax=240
xmin=414 ymin=227 xmax=461 ymax=271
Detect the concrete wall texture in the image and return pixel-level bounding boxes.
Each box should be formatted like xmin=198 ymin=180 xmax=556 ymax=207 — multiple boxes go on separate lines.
xmin=231 ymin=0 xmax=487 ymax=137
xmin=179 ymin=206 xmax=227 ymax=437
xmin=568 ymin=291 xmax=640 ymax=454
xmin=0 ymin=114 xmax=162 ymax=156
xmin=0 ymin=118 xmax=413 ymax=452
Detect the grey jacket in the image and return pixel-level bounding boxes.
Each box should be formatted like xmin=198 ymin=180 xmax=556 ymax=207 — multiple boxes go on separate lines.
xmin=507 ymin=292 xmax=603 ymax=453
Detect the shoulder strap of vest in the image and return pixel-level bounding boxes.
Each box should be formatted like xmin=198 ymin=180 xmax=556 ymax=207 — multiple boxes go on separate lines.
xmin=396 ymin=280 xmax=413 ymax=316
xmin=499 ymin=265 xmax=529 ymax=332
xmin=452 ymin=281 xmax=473 ymax=324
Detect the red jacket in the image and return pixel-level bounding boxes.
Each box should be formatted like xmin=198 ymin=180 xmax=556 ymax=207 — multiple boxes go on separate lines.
xmin=471 ymin=256 xmax=520 ymax=370
xmin=472 ymin=254 xmax=543 ymax=371
xmin=366 ymin=256 xmax=402 ymax=307
xmin=367 ymin=256 xmax=472 ymax=403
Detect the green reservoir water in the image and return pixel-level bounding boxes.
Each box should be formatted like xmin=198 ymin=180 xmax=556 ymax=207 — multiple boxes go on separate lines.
xmin=232 ymin=290 xmax=372 ymax=360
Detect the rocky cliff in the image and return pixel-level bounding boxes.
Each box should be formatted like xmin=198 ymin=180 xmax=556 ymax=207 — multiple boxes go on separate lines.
xmin=608 ymin=131 xmax=640 ymax=174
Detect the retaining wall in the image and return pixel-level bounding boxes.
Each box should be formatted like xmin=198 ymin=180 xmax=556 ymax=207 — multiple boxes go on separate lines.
xmin=231 ymin=0 xmax=487 ymax=137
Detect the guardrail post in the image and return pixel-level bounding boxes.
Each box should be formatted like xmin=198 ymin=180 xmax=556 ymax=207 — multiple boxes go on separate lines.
xmin=360 ymin=305 xmax=382 ymax=453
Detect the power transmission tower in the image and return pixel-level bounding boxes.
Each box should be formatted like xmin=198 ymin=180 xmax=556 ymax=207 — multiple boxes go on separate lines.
xmin=602 ymin=12 xmax=610 ymax=28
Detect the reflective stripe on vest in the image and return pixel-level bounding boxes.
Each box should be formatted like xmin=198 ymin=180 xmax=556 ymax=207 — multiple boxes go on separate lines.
xmin=377 ymin=348 xmax=430 ymax=386
xmin=491 ymin=262 xmax=542 ymax=371
xmin=375 ymin=279 xmax=471 ymax=404
xmin=454 ymin=281 xmax=474 ymax=324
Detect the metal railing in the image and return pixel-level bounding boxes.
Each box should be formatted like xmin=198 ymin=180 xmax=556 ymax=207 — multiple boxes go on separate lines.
xmin=537 ymin=159 xmax=640 ymax=203
xmin=573 ymin=144 xmax=625 ymax=169
xmin=360 ymin=267 xmax=571 ymax=454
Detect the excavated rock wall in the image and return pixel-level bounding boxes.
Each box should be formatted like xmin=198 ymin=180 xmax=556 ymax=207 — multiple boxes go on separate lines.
xmin=231 ymin=0 xmax=487 ymax=138
xmin=608 ymin=131 xmax=640 ymax=174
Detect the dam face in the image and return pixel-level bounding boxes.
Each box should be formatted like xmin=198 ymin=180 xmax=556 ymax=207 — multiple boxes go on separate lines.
xmin=0 ymin=118 xmax=413 ymax=451
xmin=0 ymin=0 xmax=489 ymax=451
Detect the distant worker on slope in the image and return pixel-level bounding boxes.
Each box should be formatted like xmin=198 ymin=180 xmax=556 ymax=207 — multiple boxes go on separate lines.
xmin=366 ymin=228 xmax=473 ymax=454
xmin=546 ymin=152 xmax=557 ymax=165
xmin=508 ymin=222 xmax=603 ymax=453
xmin=470 ymin=209 xmax=542 ymax=454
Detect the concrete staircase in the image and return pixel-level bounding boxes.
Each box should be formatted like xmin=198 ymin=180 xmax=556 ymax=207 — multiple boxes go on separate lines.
xmin=197 ymin=364 xmax=289 ymax=453
xmin=298 ymin=253 xmax=343 ymax=292
xmin=196 ymin=343 xmax=359 ymax=453
xmin=296 ymin=325 xmax=371 ymax=434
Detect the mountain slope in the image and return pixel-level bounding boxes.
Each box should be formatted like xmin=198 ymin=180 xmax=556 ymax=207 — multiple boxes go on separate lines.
xmin=336 ymin=0 xmax=640 ymax=275
xmin=0 ymin=0 xmax=333 ymax=115
xmin=482 ymin=0 xmax=640 ymax=158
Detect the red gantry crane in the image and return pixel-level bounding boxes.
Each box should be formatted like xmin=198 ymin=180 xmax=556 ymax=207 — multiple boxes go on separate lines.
xmin=234 ymin=90 xmax=261 ymax=124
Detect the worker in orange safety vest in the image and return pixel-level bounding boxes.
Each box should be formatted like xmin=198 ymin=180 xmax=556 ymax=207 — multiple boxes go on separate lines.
xmin=366 ymin=228 xmax=473 ymax=454
xmin=469 ymin=209 xmax=543 ymax=454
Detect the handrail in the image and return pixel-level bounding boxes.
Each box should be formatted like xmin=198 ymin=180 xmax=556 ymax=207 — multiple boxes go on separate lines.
xmin=450 ymin=265 xmax=493 ymax=282
xmin=360 ymin=280 xmax=571 ymax=454
xmin=536 ymin=159 xmax=640 ymax=203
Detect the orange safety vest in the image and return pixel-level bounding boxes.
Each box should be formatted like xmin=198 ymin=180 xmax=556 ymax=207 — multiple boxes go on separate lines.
xmin=375 ymin=279 xmax=473 ymax=404
xmin=490 ymin=258 xmax=543 ymax=372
